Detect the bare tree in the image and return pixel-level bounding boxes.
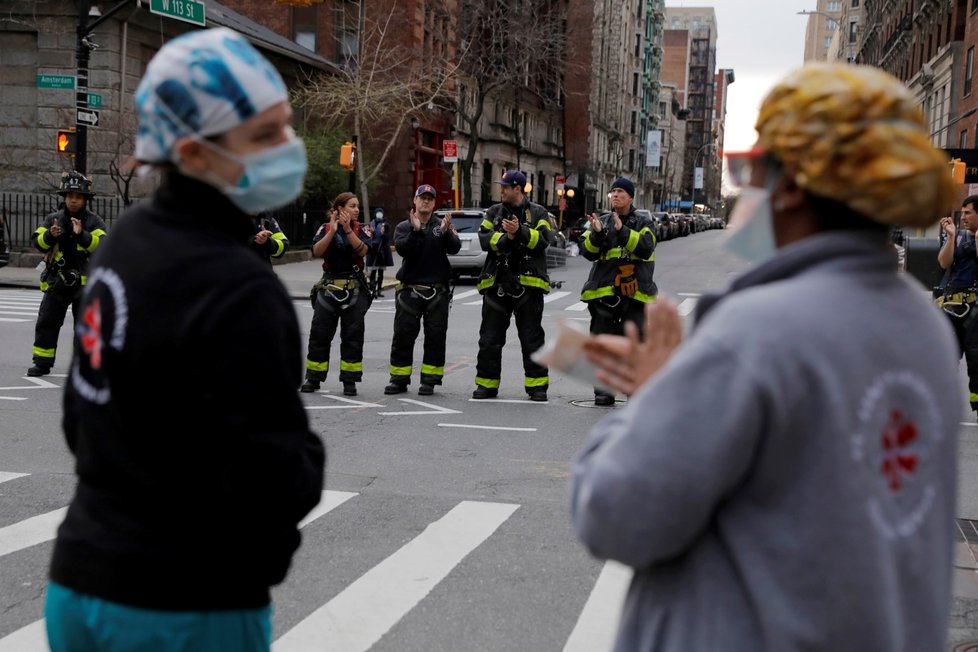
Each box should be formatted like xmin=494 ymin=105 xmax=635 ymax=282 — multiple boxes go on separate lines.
xmin=292 ymin=4 xmax=461 ymax=216
xmin=453 ymin=0 xmax=569 ymax=206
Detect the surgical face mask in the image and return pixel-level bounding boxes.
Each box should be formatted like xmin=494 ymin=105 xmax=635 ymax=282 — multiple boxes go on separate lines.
xmin=723 ymin=185 xmax=776 ymax=263
xmin=196 ymin=131 xmax=308 ymax=213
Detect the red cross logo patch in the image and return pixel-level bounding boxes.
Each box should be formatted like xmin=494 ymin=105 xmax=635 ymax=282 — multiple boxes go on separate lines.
xmin=79 ymin=298 xmax=103 ymax=370
xmin=880 ymin=409 xmax=919 ymax=492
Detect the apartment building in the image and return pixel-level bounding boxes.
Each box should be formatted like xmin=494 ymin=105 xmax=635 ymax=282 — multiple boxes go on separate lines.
xmin=803 ymin=0 xmax=843 ymax=62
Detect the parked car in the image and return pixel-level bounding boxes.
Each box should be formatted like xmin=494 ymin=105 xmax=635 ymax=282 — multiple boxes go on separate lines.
xmin=650 ymin=212 xmax=671 ymax=241
xmin=567 ymin=217 xmax=589 ymax=244
xmin=434 ymin=208 xmax=488 ymax=278
xmin=634 ymin=210 xmax=661 ymax=242
xmin=671 ymin=213 xmax=691 ymax=237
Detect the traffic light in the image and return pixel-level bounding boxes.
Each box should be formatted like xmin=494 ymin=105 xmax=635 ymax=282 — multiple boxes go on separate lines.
xmin=950 ymin=158 xmax=967 ymax=184
xmin=339 ymin=141 xmax=356 ymax=172
xmin=57 ymin=129 xmax=77 ymax=156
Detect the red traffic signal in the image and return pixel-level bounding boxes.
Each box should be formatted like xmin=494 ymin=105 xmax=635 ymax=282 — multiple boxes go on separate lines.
xmin=57 ymin=129 xmax=77 ymax=155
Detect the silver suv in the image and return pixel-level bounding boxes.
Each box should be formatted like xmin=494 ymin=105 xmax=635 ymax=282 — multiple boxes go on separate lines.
xmin=433 ymin=208 xmax=488 ymax=278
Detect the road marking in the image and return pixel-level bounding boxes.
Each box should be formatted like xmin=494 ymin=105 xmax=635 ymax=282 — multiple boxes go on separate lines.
xmin=273 ymin=501 xmax=519 ymax=652
xmin=438 ymin=423 xmax=538 ymax=432
xmin=452 ymin=289 xmax=479 ymax=300
xmin=563 ymin=561 xmax=632 ymax=652
xmin=377 ymin=398 xmax=461 ymax=416
xmin=467 ymin=398 xmax=549 ymax=405
xmin=0 ymin=490 xmax=358 ymax=651
xmin=0 ymin=507 xmax=67 ymax=558
xmin=676 ymin=292 xmax=702 ymax=297
xmin=543 ymin=291 xmax=570 ymax=304
xmin=0 ymin=378 xmax=60 ymax=391
xmin=463 ymin=299 xmax=482 ymax=305
xmin=0 ymin=472 xmax=29 ymax=485
xmin=677 ymin=297 xmax=698 ymax=316
xmin=0 ymin=397 xmax=29 ymax=401
xmin=565 ymin=301 xmax=588 ymax=311
xmin=304 ymin=394 xmax=382 ymax=410
xmin=0 ymin=318 xmax=31 ymax=322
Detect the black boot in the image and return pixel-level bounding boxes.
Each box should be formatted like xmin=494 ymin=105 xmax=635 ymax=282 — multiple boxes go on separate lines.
xmin=343 ymin=382 xmax=357 ymax=396
xmin=300 ymin=378 xmax=320 ymax=393
xmin=27 ymin=364 xmax=52 ymax=377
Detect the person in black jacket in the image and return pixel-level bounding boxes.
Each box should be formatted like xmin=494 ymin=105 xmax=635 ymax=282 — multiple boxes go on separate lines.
xmin=384 ymin=184 xmax=461 ymax=395
xmin=579 ymin=177 xmax=657 ymax=405
xmin=45 ymin=28 xmax=325 ymax=652
xmin=473 ymin=170 xmax=555 ymax=401
xmin=251 ymin=211 xmax=289 ymax=265
xmin=27 ymin=171 xmax=107 ymax=376
xmin=366 ymin=207 xmax=394 ymax=297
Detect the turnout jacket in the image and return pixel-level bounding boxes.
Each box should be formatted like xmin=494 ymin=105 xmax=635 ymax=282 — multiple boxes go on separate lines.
xmin=32 ymin=206 xmax=107 ymax=291
xmin=251 ymin=212 xmax=289 ymax=264
xmin=477 ymin=200 xmax=554 ymax=294
xmin=393 ymin=214 xmax=462 ymax=285
xmin=571 ymin=232 xmax=959 ymax=652
xmin=580 ymin=206 xmax=657 ymax=303
xmin=314 ymin=220 xmax=365 ymax=277
xmin=50 ymin=173 xmax=326 ymax=611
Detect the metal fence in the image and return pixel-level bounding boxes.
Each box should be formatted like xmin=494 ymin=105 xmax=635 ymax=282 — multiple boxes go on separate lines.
xmin=1 ymin=192 xmax=328 ymax=250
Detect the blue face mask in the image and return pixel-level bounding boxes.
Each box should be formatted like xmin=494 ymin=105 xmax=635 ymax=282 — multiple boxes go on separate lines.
xmin=722 ymin=185 xmax=776 ymax=263
xmin=198 ymin=131 xmax=308 ymax=213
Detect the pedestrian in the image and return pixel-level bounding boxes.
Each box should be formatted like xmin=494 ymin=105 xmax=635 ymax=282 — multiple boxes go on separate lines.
xmin=471 ymin=170 xmax=555 ymax=401
xmin=579 ymin=176 xmax=656 ymax=406
xmin=301 ymin=191 xmax=372 ymax=396
xmin=936 ymin=198 xmax=978 ymax=417
xmin=384 ymin=183 xmax=461 ymax=396
xmin=27 ymin=171 xmax=108 ymax=377
xmin=571 ymin=63 xmax=959 ymax=651
xmin=366 ymin=207 xmax=393 ymax=297
xmin=251 ymin=211 xmax=289 ymax=265
xmin=46 ymin=28 xmax=325 ymax=652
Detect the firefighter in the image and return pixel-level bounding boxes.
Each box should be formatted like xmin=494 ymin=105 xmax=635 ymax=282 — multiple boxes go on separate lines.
xmin=580 ymin=176 xmax=657 ymax=405
xmin=301 ymin=192 xmax=372 ymax=396
xmin=251 ymin=211 xmax=289 ymax=265
xmin=27 ymin=171 xmax=107 ymax=376
xmin=384 ymin=184 xmax=461 ymax=396
xmin=472 ymin=170 xmax=555 ymax=401
xmin=936 ymin=196 xmax=978 ymax=416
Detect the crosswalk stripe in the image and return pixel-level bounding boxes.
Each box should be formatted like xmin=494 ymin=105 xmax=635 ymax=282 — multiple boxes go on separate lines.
xmin=452 ymin=289 xmax=479 ymax=300
xmin=0 ymin=490 xmax=357 ymax=650
xmin=0 ymin=472 xmax=29 ymax=485
xmin=0 ymin=507 xmax=67 ymax=558
xmin=562 ymin=560 xmax=632 ymax=652
xmin=0 ymin=310 xmax=37 ymax=315
xmin=0 ymin=318 xmax=30 ymax=322
xmin=543 ymin=291 xmax=570 ymax=304
xmin=565 ymin=301 xmax=588 ymax=311
xmin=676 ymin=297 xmax=698 ymax=316
xmin=273 ymin=500 xmax=520 ymax=651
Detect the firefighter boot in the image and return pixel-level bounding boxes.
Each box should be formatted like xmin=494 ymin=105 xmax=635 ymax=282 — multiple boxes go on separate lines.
xmin=300 ymin=377 xmax=320 ymax=393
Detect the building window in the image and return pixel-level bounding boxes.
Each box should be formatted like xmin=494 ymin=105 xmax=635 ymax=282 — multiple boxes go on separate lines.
xmin=960 ymin=129 xmax=969 ymax=148
xmin=973 ymin=0 xmax=978 ymax=13
xmin=293 ymin=6 xmax=318 ymax=52
xmin=967 ymin=46 xmax=974 ymax=96
xmin=823 ymin=36 xmax=832 ymax=48
xmin=826 ymin=1 xmax=841 ymax=10
xmin=635 ymin=33 xmax=641 ymax=58
xmin=852 ymin=0 xmax=859 ymax=6
xmin=849 ymin=20 xmax=858 ymax=44
xmin=633 ymin=72 xmax=639 ymax=96
xmin=631 ymin=111 xmax=637 ymax=134
xmin=826 ymin=19 xmax=838 ymax=30
xmin=628 ymin=149 xmax=635 ymax=172
xmin=337 ymin=28 xmax=358 ymax=68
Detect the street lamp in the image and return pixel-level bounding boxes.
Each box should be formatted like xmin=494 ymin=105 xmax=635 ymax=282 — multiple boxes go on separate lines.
xmin=556 ymin=187 xmax=575 ymax=230
xmin=692 ymin=142 xmax=718 ymax=210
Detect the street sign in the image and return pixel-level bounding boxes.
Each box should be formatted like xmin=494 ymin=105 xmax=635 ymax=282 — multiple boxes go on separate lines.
xmin=87 ymin=93 xmax=103 ymax=109
xmin=149 ymin=0 xmax=206 ymax=27
xmin=76 ymin=108 xmax=100 ymax=128
xmin=443 ymin=140 xmax=458 ymax=163
xmin=36 ymin=74 xmax=75 ymax=89
xmin=556 ymin=175 xmax=565 ymax=191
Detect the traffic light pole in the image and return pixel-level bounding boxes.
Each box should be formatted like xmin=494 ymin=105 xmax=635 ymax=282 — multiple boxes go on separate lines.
xmin=348 ymin=134 xmax=358 ymax=194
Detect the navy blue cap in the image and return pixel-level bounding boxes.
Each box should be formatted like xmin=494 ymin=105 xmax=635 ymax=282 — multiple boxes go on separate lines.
xmin=493 ymin=170 xmax=527 ymax=188
xmin=611 ymin=177 xmax=635 ymax=198
xmin=415 ymin=184 xmax=437 ymax=197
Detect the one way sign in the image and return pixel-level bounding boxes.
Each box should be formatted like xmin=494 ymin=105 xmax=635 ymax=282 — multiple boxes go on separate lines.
xmin=76 ymin=108 xmax=100 ymax=128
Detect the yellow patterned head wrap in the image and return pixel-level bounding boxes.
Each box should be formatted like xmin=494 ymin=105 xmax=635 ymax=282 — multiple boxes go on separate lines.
xmin=755 ymin=63 xmax=955 ymax=227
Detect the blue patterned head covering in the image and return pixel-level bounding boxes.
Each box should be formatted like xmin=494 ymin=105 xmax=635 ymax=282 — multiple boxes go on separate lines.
xmin=135 ymin=27 xmax=288 ymax=164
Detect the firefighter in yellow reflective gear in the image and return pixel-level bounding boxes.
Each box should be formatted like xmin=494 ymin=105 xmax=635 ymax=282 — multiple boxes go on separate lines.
xmin=579 ymin=177 xmax=657 ymax=405
xmin=473 ymin=170 xmax=555 ymax=401
xmin=28 ymin=171 xmax=108 ymax=376
xmin=251 ymin=211 xmax=289 ymax=265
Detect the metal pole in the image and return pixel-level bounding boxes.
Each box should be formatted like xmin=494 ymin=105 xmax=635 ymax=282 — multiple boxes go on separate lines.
xmin=348 ymin=134 xmax=358 ymax=194
xmin=76 ymin=0 xmax=91 ymax=174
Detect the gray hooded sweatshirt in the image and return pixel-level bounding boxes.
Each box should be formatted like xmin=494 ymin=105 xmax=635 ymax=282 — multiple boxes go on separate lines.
xmin=570 ymin=231 xmax=960 ymax=652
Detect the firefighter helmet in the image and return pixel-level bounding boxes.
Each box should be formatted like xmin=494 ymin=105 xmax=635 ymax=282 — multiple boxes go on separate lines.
xmin=58 ymin=171 xmax=95 ymax=198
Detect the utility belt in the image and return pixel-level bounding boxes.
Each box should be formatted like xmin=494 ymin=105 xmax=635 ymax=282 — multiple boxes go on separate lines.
xmin=396 ymin=282 xmax=449 ymax=317
xmin=311 ymin=274 xmax=365 ymax=312
xmin=936 ymin=289 xmax=978 ymax=318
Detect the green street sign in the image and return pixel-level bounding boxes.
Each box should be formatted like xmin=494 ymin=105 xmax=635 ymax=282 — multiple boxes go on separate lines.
xmin=37 ymin=75 xmax=75 ymax=89
xmin=149 ymin=0 xmax=206 ymax=27
xmin=87 ymin=93 xmax=103 ymax=109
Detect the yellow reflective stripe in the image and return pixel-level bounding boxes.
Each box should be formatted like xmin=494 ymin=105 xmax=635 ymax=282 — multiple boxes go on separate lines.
xmin=534 ymin=219 xmax=552 ymax=231
xmin=581 ymin=287 xmax=657 ymax=302
xmin=475 ymin=376 xmax=500 ymax=389
xmin=601 ymin=247 xmax=624 ymax=259
xmin=624 ymin=229 xmax=640 ymax=253
xmin=35 ymin=228 xmax=52 ymax=250
xmin=583 ymin=232 xmax=600 ymax=253
xmin=390 ymin=365 xmax=412 ymax=377
xmin=527 ymin=228 xmax=540 ymax=249
xmin=524 ymin=376 xmax=548 ymax=387
xmin=32 ymin=346 xmax=56 ymax=359
xmin=519 ymin=275 xmax=550 ymax=291
xmin=82 ymin=229 xmax=106 ymax=253
xmin=341 ymin=360 xmax=362 ymax=372
xmin=270 ymin=233 xmax=287 ymax=257
xmin=481 ymin=219 xmax=494 ymax=230
xmin=971 ymin=392 xmax=978 ymax=403
xmin=421 ymin=364 xmax=444 ymax=376
xmin=477 ymin=277 xmax=494 ymax=290
xmin=306 ymin=360 xmax=329 ymax=372
xmin=39 ymin=280 xmax=50 ymax=291
xmin=490 ymin=232 xmax=505 ymax=251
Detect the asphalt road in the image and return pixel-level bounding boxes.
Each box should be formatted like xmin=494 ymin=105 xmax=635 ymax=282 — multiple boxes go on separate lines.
xmin=3 ymin=228 xmax=978 ymax=650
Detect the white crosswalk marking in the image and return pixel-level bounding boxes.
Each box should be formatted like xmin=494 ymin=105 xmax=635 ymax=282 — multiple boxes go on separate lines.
xmin=565 ymin=301 xmax=588 ymax=311
xmin=677 ymin=297 xmax=698 ymax=316
xmin=0 ymin=472 xmax=28 ymax=485
xmin=0 ymin=318 xmax=31 ymax=323
xmin=0 ymin=507 xmax=67 ymax=558
xmin=0 ymin=490 xmax=358 ymax=650
xmin=563 ymin=561 xmax=632 ymax=652
xmin=273 ymin=501 xmax=520 ymax=651
xmin=543 ymin=291 xmax=570 ymax=304
xmin=451 ymin=289 xmax=479 ymax=300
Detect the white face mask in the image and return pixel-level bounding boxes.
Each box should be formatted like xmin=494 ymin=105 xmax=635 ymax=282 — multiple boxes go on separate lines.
xmin=723 ymin=185 xmax=776 ymax=263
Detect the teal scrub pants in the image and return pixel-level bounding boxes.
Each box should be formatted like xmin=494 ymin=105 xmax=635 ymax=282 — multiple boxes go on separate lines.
xmin=44 ymin=582 xmax=272 ymax=652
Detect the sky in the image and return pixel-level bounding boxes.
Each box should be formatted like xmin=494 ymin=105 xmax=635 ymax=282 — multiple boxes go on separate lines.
xmin=665 ymin=0 xmax=823 ymax=152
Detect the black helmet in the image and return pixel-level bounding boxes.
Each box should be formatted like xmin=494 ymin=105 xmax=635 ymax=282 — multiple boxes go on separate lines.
xmin=58 ymin=171 xmax=95 ymax=197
